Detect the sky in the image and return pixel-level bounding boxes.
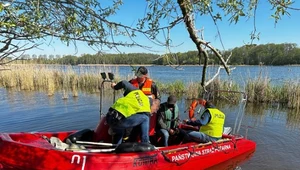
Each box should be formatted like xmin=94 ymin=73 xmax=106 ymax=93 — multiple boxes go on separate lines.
xmin=24 ymin=0 xmax=300 ymax=57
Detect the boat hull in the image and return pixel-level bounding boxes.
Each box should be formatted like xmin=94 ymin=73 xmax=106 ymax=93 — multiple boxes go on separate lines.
xmin=0 ymin=131 xmax=255 ymax=170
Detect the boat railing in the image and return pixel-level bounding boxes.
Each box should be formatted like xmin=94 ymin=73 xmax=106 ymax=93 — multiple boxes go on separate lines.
xmin=161 ymin=134 xmax=243 ymax=155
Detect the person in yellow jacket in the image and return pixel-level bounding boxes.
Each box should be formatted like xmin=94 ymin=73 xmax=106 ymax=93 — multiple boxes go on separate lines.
xmin=184 ymin=99 xmax=225 ymax=143
xmin=106 ymin=80 xmax=151 ymax=145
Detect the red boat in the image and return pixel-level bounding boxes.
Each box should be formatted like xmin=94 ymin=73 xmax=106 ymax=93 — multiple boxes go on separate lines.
xmin=0 ymin=120 xmax=255 ymax=170
xmin=0 ymin=74 xmax=256 ymax=170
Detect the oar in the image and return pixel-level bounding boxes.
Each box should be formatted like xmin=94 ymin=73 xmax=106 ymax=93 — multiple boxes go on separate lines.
xmin=76 ymin=141 xmax=117 ymax=147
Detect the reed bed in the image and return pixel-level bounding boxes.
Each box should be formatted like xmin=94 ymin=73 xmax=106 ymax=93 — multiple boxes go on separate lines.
xmin=245 ymin=72 xmax=300 ymax=109
xmin=183 ymin=77 xmax=241 ymax=103
xmin=157 ymin=80 xmax=185 ymax=94
xmin=0 ymin=65 xmax=117 ymax=97
xmin=246 ymin=74 xmax=273 ymax=103
xmin=1 ymin=65 xmax=300 ymax=110
xmin=185 ymin=81 xmax=202 ymax=99
xmin=285 ymin=81 xmax=300 ymax=109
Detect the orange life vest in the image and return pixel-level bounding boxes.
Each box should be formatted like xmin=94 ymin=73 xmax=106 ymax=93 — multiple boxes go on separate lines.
xmin=188 ymin=99 xmax=207 ymax=119
xmin=130 ymin=78 xmax=153 ymax=96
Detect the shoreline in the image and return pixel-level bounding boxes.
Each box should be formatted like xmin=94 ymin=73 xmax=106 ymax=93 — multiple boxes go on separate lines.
xmin=8 ymin=63 xmax=300 ymax=67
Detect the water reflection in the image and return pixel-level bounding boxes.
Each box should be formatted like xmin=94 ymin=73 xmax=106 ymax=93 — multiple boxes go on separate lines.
xmin=243 ymin=102 xmax=300 ymax=132
xmin=245 ymin=103 xmax=267 ymax=128
xmin=286 ymin=109 xmax=300 ymax=131
xmin=3 ymin=88 xmax=300 ymax=133
xmin=207 ymin=150 xmax=255 ymax=170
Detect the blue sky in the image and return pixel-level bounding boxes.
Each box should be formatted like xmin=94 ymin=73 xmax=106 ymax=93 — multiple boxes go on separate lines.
xmin=26 ymin=1 xmax=300 ymax=56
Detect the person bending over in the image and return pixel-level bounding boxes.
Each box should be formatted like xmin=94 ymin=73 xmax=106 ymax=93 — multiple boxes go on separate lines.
xmin=106 ymin=80 xmax=151 ymax=145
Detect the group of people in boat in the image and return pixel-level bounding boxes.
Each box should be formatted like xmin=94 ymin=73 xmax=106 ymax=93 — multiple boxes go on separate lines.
xmin=105 ymin=66 xmax=225 ymax=146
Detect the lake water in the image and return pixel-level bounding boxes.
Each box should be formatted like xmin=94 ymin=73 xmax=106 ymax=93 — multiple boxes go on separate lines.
xmin=1 ymin=65 xmax=300 ymax=169
xmin=74 ymin=65 xmax=300 ymax=85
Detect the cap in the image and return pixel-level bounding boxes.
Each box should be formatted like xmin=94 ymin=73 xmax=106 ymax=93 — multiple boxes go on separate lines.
xmin=167 ymin=95 xmax=177 ymax=105
xmin=136 ymin=66 xmax=148 ymax=78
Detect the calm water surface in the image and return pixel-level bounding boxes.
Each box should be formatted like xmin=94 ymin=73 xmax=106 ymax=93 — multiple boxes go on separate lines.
xmin=1 ymin=65 xmax=300 ymax=169
xmin=111 ymin=65 xmax=300 ymax=85
xmin=60 ymin=65 xmax=300 ymax=85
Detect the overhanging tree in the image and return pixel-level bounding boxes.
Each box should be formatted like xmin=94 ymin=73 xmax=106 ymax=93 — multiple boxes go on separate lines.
xmin=0 ymin=0 xmax=298 ymax=90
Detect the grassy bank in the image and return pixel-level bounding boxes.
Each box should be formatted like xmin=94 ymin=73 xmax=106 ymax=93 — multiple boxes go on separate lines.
xmin=1 ymin=65 xmax=300 ymax=109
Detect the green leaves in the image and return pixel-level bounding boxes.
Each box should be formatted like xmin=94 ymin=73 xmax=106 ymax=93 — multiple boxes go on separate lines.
xmin=216 ymin=0 xmax=247 ymax=24
xmin=213 ymin=13 xmax=222 ymax=21
xmin=1 ymin=0 xmax=299 ymax=66
xmin=269 ymin=0 xmax=293 ymax=24
xmin=0 ymin=4 xmax=3 ymax=12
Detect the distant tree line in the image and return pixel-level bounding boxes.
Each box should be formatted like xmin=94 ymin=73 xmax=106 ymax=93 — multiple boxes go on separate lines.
xmin=227 ymin=43 xmax=300 ymax=65
xmin=19 ymin=43 xmax=300 ymax=65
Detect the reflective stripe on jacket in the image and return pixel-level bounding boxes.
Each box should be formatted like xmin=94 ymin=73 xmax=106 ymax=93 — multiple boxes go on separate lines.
xmin=200 ymin=108 xmax=225 ymax=138
xmin=111 ymin=90 xmax=150 ymax=118
xmin=130 ymin=78 xmax=153 ymax=96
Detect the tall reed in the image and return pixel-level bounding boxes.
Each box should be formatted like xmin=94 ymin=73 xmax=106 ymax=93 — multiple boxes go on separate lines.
xmin=285 ymin=81 xmax=300 ymax=109
xmin=246 ymin=76 xmax=272 ymax=103
xmin=157 ymin=80 xmax=185 ymax=94
xmin=184 ymin=77 xmax=240 ymax=101
xmin=185 ymin=81 xmax=202 ymax=99
xmin=0 ymin=65 xmax=115 ymax=97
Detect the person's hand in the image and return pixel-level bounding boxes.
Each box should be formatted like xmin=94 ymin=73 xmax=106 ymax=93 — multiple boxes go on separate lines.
xmin=111 ymin=82 xmax=116 ymax=89
xmin=174 ymin=128 xmax=180 ymax=134
xmin=150 ymin=99 xmax=160 ymax=114
xmin=198 ymin=98 xmax=206 ymax=107
xmin=182 ymin=119 xmax=189 ymax=124
xmin=169 ymin=129 xmax=175 ymax=135
xmin=190 ymin=117 xmax=197 ymax=122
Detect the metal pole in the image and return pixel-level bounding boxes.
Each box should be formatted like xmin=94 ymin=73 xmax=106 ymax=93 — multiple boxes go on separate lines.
xmin=99 ymin=81 xmax=105 ymax=119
